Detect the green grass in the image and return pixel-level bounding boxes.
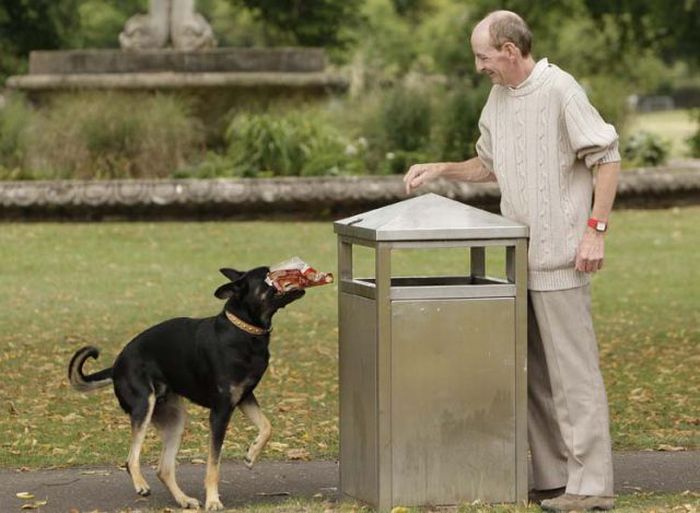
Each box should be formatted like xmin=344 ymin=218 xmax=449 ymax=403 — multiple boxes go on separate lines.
xmin=627 ymin=109 xmax=698 ymax=159
xmin=0 ymin=208 xmax=698 ymax=469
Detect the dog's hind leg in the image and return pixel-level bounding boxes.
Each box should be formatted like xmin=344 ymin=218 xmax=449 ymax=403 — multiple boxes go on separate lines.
xmin=239 ymin=394 xmax=272 ymax=469
xmin=126 ymin=392 xmax=156 ymax=497
xmin=204 ymin=401 xmax=234 ymax=511
xmin=153 ymin=394 xmax=200 ymax=510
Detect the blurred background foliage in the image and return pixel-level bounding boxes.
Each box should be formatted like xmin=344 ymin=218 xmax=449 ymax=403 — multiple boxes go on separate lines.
xmin=1 ymin=0 xmax=699 ymax=179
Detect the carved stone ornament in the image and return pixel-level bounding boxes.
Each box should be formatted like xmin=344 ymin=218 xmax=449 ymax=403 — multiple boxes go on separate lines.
xmin=119 ymin=0 xmax=216 ymax=51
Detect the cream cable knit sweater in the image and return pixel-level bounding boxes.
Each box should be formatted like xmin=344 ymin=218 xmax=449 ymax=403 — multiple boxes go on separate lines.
xmin=476 ymin=58 xmax=621 ymax=291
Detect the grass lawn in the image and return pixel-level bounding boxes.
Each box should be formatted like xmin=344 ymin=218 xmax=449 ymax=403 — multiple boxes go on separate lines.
xmin=627 ymin=109 xmax=698 ymax=159
xmin=0 ymin=208 xmax=698 ymax=470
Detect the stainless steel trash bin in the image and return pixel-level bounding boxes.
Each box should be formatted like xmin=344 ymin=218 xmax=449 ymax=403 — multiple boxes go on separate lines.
xmin=334 ymin=193 xmax=529 ymax=510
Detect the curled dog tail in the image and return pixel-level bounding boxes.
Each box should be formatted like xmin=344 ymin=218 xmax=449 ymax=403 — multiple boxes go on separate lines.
xmin=68 ymin=346 xmax=113 ymax=392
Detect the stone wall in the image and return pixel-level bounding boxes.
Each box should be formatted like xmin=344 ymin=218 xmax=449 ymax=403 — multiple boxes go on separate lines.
xmin=0 ymin=165 xmax=698 ymax=221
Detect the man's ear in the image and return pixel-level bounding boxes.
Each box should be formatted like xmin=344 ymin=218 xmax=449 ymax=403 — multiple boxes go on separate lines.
xmin=502 ymin=41 xmax=520 ymax=59
xmin=220 ymin=268 xmax=244 ymax=282
xmin=214 ymin=277 xmax=247 ymax=300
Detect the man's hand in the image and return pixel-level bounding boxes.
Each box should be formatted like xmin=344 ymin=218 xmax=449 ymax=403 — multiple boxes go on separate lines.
xmin=403 ymin=163 xmax=443 ymax=195
xmin=575 ymin=229 xmax=605 ymax=273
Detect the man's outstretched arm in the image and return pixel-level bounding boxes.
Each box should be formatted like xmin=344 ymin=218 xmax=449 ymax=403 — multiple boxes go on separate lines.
xmin=403 ymin=157 xmax=497 ymax=194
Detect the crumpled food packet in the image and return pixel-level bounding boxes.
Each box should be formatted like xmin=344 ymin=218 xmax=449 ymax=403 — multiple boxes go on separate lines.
xmin=266 ymin=257 xmax=334 ymax=292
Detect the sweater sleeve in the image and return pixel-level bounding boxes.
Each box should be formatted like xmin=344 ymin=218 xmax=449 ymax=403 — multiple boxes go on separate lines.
xmin=476 ymin=108 xmax=494 ymax=172
xmin=564 ymin=87 xmax=621 ymax=168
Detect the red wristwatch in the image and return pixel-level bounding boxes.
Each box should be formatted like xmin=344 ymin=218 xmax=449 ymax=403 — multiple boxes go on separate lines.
xmin=588 ymin=218 xmax=608 ymax=233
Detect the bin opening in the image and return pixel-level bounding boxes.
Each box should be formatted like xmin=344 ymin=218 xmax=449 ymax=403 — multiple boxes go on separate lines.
xmin=355 ymin=275 xmax=510 ymax=287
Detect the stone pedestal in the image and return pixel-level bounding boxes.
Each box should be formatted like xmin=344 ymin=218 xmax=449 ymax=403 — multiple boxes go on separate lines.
xmin=5 ymin=47 xmax=348 ymax=143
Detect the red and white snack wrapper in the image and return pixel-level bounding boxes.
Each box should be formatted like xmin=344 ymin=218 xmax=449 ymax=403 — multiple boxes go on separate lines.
xmin=266 ymin=257 xmax=334 ymax=292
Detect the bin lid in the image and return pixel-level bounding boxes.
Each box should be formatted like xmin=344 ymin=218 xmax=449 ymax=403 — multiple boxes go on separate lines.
xmin=334 ymin=193 xmax=529 ymax=241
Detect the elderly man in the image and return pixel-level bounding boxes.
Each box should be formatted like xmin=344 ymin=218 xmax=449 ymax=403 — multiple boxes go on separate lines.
xmin=403 ymin=10 xmax=619 ymax=512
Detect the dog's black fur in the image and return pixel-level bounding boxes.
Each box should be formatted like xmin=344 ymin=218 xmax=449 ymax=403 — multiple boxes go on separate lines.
xmin=68 ymin=267 xmax=304 ymax=511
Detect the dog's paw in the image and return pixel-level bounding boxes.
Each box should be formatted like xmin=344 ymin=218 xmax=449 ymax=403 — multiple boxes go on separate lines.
xmin=177 ymin=495 xmax=201 ymax=509
xmin=135 ymin=484 xmax=151 ymax=497
xmin=244 ymin=455 xmax=254 ymax=469
xmin=205 ymin=498 xmax=224 ymax=511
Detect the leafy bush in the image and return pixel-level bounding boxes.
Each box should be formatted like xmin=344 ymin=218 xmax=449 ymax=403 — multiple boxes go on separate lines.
xmin=27 ymin=93 xmax=204 ymax=179
xmin=623 ymin=131 xmax=671 ymax=168
xmin=178 ymin=111 xmax=366 ymax=178
xmin=0 ymin=93 xmax=33 ymax=171
xmin=437 ymin=82 xmax=490 ymax=162
xmin=380 ymin=84 xmax=432 ymax=153
xmin=232 ymin=0 xmax=364 ymax=50
xmin=688 ymin=109 xmax=700 ymax=158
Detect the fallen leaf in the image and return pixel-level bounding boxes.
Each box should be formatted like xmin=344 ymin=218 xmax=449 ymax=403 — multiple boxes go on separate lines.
xmin=657 ymin=444 xmax=686 ymax=452
xmin=268 ymin=442 xmax=289 ymax=452
xmin=286 ymin=448 xmax=311 ymax=460
xmin=191 ymin=458 xmax=206 ymax=465
xmin=21 ymin=500 xmax=48 ymax=510
xmin=16 ymin=492 xmax=35 ymax=499
xmin=80 ymin=470 xmax=112 ymax=476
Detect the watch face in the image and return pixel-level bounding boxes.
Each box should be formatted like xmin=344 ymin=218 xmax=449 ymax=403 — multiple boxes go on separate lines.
xmin=596 ymin=221 xmax=607 ymax=232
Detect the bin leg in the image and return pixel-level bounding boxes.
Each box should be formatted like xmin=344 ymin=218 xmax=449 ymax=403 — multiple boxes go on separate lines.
xmin=375 ymin=244 xmax=393 ymax=510
xmin=508 ymin=240 xmax=529 ymax=503
xmin=470 ymin=246 xmax=485 ymax=279
xmin=338 ymin=239 xmax=353 ymax=281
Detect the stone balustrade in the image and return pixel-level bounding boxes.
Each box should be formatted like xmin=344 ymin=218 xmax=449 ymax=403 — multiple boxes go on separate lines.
xmin=0 ymin=165 xmax=698 ymax=220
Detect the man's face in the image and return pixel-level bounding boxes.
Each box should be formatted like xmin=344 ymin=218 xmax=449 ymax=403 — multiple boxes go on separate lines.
xmin=470 ymin=27 xmax=512 ymax=86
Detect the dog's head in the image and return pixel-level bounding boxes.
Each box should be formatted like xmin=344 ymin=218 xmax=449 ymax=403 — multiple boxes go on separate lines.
xmin=214 ymin=267 xmax=305 ymax=325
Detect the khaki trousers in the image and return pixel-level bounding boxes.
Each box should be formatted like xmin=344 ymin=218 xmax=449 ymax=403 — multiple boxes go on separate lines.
xmin=527 ymin=285 xmax=614 ymax=496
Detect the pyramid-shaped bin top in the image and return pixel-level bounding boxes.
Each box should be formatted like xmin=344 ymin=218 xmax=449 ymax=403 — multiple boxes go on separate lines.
xmin=334 ymin=193 xmax=529 ymax=241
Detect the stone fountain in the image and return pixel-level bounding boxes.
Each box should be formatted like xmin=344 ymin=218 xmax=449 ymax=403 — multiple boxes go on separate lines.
xmin=5 ymin=0 xmax=347 ymax=131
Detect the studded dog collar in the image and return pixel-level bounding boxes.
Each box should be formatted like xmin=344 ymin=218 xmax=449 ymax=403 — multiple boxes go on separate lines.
xmin=225 ymin=310 xmax=271 ymax=336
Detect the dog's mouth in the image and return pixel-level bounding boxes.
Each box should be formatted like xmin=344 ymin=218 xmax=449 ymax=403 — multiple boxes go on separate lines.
xmin=273 ymin=288 xmax=305 ymax=306
xmin=277 ymin=288 xmax=305 ymax=299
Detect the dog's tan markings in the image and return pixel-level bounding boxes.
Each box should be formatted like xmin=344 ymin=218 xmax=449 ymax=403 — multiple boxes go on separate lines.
xmin=153 ymin=395 xmax=200 ymax=509
xmin=205 ymin=438 xmax=224 ymax=511
xmin=239 ymin=394 xmax=271 ymax=468
xmin=127 ymin=393 xmax=156 ymax=497
xmin=229 ymin=378 xmax=254 ymax=407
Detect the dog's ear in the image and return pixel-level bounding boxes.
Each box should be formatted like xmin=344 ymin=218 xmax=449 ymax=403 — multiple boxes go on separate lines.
xmin=214 ymin=275 xmax=247 ymax=300
xmin=220 ymin=268 xmax=244 ymax=282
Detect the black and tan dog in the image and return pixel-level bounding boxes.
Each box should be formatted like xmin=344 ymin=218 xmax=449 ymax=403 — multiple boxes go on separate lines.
xmin=68 ymin=267 xmax=305 ymax=511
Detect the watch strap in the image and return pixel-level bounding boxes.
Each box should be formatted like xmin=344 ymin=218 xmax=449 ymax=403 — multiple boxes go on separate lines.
xmin=588 ymin=217 xmax=608 ymax=232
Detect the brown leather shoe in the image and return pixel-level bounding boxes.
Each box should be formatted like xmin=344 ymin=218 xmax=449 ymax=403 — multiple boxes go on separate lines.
xmin=528 ymin=486 xmax=566 ymax=505
xmin=541 ymin=493 xmax=615 ymax=511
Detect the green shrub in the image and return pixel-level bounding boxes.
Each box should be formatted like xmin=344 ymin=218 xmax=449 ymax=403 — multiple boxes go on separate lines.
xmin=28 ymin=93 xmax=204 ymax=179
xmin=582 ymin=75 xmax=632 ymax=137
xmin=379 ymin=149 xmax=433 ymax=175
xmin=182 ymin=111 xmax=365 ymax=178
xmin=379 ymin=85 xmax=432 ymax=154
xmin=688 ymin=109 xmax=700 ymax=158
xmin=437 ymin=82 xmax=490 ymax=162
xmin=0 ymin=93 xmax=33 ymax=170
xmin=623 ymin=131 xmax=671 ymax=168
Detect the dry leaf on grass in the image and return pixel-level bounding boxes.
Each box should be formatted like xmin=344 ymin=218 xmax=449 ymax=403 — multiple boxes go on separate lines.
xmin=657 ymin=444 xmax=687 ymax=452
xmin=286 ymin=447 xmax=311 ymax=460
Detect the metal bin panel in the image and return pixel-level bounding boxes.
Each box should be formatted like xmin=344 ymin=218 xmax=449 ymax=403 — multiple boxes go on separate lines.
xmin=339 ymin=292 xmax=378 ymax=504
xmin=390 ymin=298 xmax=517 ymax=505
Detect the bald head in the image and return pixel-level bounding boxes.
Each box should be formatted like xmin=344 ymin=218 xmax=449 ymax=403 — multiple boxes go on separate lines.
xmin=473 ymin=10 xmax=532 ymax=57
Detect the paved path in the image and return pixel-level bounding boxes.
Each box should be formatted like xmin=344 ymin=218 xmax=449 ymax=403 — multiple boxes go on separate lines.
xmin=2 ymin=452 xmax=698 ymax=512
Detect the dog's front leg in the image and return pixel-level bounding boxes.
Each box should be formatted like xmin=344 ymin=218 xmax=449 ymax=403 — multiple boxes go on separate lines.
xmin=205 ymin=402 xmax=233 ymax=511
xmin=239 ymin=393 xmax=272 ymax=468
